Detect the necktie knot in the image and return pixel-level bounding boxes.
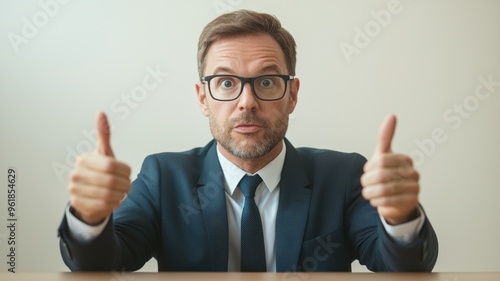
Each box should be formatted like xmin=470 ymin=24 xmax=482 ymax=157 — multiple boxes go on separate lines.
xmin=239 ymin=174 xmax=263 ymax=198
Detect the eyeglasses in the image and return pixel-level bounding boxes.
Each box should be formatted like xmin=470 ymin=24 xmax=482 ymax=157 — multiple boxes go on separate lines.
xmin=201 ymin=74 xmax=295 ymax=101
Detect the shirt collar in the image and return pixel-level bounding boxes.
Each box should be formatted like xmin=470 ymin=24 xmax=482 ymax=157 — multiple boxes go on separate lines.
xmin=216 ymin=140 xmax=286 ymax=196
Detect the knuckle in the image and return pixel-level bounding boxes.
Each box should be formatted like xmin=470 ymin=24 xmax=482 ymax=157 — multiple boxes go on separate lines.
xmin=380 ymin=197 xmax=391 ymax=205
xmin=76 ymin=154 xmax=92 ymax=167
xmin=67 ymin=183 xmax=78 ymax=194
xmin=100 ymin=188 xmax=111 ymax=200
xmin=360 ymin=174 xmax=368 ymax=186
xmin=69 ymin=170 xmax=80 ymax=182
xmin=75 ymin=155 xmax=85 ymax=166
xmin=397 ymin=165 xmax=413 ymax=177
xmin=104 ymin=175 xmax=119 ymax=188
xmin=102 ymin=189 xmax=116 ymax=201
xmin=396 ymin=154 xmax=408 ymax=163
xmin=363 ymin=162 xmax=369 ymax=172
xmin=123 ymin=164 xmax=132 ymax=176
xmin=361 ymin=187 xmax=370 ymax=198
xmin=415 ymin=183 xmax=420 ymax=193
xmin=411 ymin=182 xmax=420 ymax=193
xmin=381 ymin=184 xmax=392 ymax=195
xmin=413 ymin=170 xmax=420 ymax=181
xmin=405 ymin=156 xmax=414 ymax=166
xmin=102 ymin=160 xmax=115 ymax=173
xmin=104 ymin=176 xmax=115 ymax=187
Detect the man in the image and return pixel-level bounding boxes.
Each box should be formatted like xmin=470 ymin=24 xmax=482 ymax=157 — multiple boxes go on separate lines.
xmin=58 ymin=10 xmax=438 ymax=272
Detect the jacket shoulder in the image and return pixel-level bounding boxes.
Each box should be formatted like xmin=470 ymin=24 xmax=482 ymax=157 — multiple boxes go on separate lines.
xmin=134 ymin=140 xmax=216 ymax=183
xmin=294 ymin=146 xmax=367 ymax=167
xmin=144 ymin=140 xmax=214 ymax=166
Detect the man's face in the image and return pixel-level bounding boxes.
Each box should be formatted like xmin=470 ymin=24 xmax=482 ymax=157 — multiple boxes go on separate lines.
xmin=196 ymin=33 xmax=299 ymax=160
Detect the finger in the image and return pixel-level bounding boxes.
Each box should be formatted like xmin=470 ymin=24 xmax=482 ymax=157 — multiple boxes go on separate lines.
xmin=78 ymin=153 xmax=131 ymax=178
xmin=70 ymin=195 xmax=121 ymax=220
xmin=374 ymin=114 xmax=397 ymax=156
xmin=96 ymin=112 xmax=115 ymax=158
xmin=363 ymin=153 xmax=413 ymax=172
xmin=361 ymin=167 xmax=419 ymax=187
xmin=368 ymin=193 xmax=418 ymax=208
xmin=70 ymin=167 xmax=131 ymax=193
xmin=68 ymin=181 xmax=128 ymax=203
xmin=362 ymin=182 xmax=419 ymax=201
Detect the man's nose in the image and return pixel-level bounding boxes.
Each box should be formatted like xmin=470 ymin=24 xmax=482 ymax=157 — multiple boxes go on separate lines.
xmin=237 ymin=82 xmax=259 ymax=110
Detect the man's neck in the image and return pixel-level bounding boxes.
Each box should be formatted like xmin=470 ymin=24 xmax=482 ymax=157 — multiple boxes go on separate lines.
xmin=217 ymin=141 xmax=284 ymax=174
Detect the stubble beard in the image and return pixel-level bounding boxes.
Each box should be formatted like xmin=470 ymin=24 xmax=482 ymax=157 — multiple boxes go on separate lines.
xmin=209 ymin=111 xmax=288 ymax=159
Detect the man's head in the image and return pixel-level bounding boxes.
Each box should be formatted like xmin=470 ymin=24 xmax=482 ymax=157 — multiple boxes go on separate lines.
xmin=197 ymin=10 xmax=297 ymax=78
xmin=195 ymin=10 xmax=300 ymax=164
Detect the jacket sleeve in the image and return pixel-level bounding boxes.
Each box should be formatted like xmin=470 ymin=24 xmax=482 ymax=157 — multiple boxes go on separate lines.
xmin=345 ymin=153 xmax=438 ymax=272
xmin=58 ymin=155 xmax=162 ymax=271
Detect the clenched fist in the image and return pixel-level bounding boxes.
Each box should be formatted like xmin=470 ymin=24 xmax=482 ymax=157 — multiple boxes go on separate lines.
xmin=361 ymin=115 xmax=420 ymax=225
xmin=68 ymin=112 xmax=131 ymax=225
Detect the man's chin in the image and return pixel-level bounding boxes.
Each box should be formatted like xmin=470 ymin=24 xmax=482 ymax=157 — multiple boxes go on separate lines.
xmin=231 ymin=131 xmax=262 ymax=143
xmin=230 ymin=137 xmax=281 ymax=160
xmin=233 ymin=138 xmax=261 ymax=151
xmin=220 ymin=137 xmax=266 ymax=159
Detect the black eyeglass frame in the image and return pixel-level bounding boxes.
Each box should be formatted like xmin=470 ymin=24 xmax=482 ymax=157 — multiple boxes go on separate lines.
xmin=200 ymin=74 xmax=295 ymax=101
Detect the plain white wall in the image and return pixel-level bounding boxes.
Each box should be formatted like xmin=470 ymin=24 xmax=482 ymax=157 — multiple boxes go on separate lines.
xmin=1 ymin=0 xmax=499 ymax=272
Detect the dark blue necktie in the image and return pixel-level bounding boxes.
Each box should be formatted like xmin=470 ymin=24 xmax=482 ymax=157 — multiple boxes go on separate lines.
xmin=239 ymin=174 xmax=266 ymax=272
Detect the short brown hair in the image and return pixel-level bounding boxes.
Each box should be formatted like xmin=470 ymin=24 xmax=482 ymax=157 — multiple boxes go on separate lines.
xmin=197 ymin=10 xmax=297 ymax=78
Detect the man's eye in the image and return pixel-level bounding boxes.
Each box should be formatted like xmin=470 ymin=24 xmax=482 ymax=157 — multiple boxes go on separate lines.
xmin=260 ymin=78 xmax=274 ymax=88
xmin=220 ymin=79 xmax=234 ymax=88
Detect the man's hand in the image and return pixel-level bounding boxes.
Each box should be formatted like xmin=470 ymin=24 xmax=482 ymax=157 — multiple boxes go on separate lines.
xmin=361 ymin=114 xmax=420 ymax=225
xmin=68 ymin=112 xmax=131 ymax=225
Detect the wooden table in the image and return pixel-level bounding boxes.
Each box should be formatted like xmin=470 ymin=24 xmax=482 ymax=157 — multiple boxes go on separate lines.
xmin=1 ymin=272 xmax=499 ymax=281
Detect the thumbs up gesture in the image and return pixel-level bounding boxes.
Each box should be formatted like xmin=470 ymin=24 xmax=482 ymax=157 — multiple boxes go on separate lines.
xmin=361 ymin=115 xmax=420 ymax=225
xmin=68 ymin=112 xmax=131 ymax=225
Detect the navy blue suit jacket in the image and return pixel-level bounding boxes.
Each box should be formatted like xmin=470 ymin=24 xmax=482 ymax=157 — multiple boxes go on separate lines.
xmin=58 ymin=139 xmax=438 ymax=272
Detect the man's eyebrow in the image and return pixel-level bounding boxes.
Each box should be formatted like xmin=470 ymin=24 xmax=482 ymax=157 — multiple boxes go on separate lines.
xmin=211 ymin=65 xmax=284 ymax=76
xmin=212 ymin=66 xmax=235 ymax=74
xmin=260 ymin=65 xmax=282 ymax=74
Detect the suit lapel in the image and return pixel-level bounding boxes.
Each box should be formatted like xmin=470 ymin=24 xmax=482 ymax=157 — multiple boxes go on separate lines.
xmin=276 ymin=139 xmax=312 ymax=272
xmin=197 ymin=141 xmax=228 ymax=271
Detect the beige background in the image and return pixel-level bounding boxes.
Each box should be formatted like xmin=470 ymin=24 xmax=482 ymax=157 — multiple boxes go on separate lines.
xmin=1 ymin=0 xmax=499 ymax=272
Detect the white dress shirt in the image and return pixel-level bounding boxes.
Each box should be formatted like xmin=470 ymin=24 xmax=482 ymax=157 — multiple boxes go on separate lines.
xmin=218 ymin=143 xmax=285 ymax=271
xmin=66 ymin=141 xmax=425 ymax=271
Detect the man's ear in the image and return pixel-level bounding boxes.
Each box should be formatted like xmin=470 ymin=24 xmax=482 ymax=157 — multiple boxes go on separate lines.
xmin=288 ymin=77 xmax=300 ymax=114
xmin=196 ymin=82 xmax=210 ymax=116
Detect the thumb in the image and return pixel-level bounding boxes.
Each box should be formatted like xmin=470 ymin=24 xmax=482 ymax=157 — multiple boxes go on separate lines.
xmin=96 ymin=112 xmax=115 ymax=158
xmin=374 ymin=114 xmax=397 ymax=156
